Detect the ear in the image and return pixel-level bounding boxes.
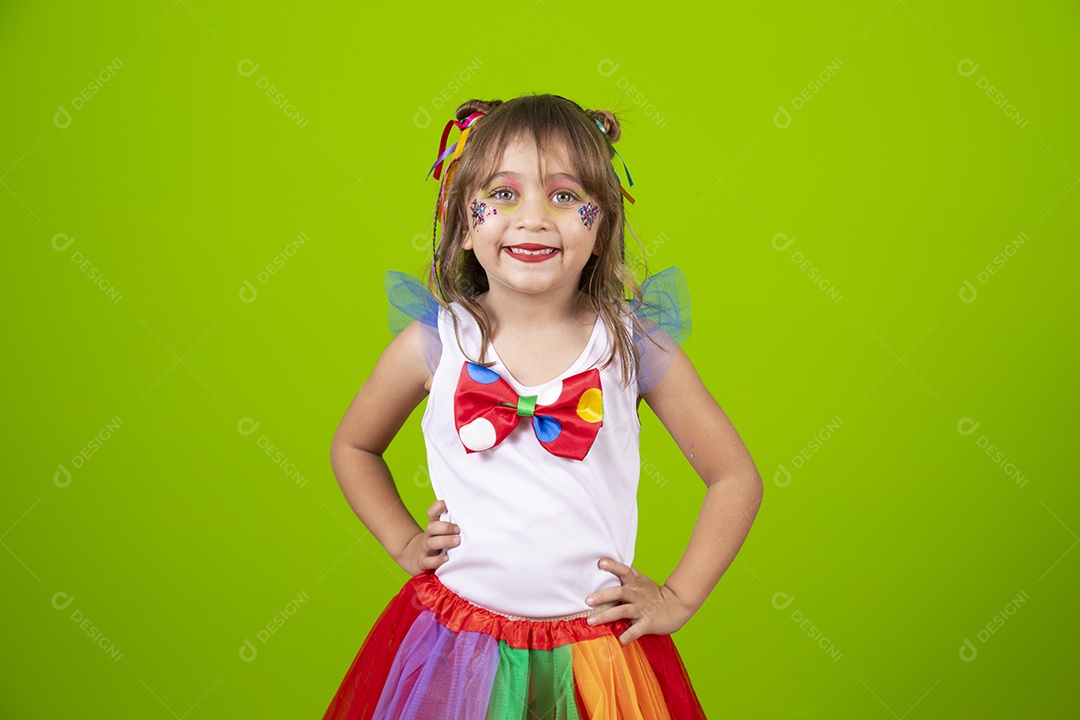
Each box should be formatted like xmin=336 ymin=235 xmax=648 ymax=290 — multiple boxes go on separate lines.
xmin=463 ymin=233 xmax=474 ymax=251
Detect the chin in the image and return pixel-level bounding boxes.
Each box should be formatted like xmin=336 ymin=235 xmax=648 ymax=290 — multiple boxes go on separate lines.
xmin=490 ymin=274 xmax=564 ymax=296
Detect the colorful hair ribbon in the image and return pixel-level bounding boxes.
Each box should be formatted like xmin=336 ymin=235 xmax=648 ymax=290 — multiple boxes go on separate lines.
xmin=427 ymin=110 xmax=486 ymax=231
xmin=594 ymin=118 xmax=636 ymax=205
xmin=427 ymin=111 xmax=486 ymax=181
xmin=426 ymin=110 xmax=486 ymax=298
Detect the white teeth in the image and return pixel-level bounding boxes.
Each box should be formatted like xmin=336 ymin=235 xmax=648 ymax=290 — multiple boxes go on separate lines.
xmin=507 ymin=247 xmax=556 ymax=255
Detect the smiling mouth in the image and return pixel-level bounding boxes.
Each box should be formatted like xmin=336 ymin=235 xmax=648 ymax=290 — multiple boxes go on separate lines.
xmin=503 ymin=244 xmax=560 ymax=264
xmin=506 ymin=246 xmax=558 ymax=256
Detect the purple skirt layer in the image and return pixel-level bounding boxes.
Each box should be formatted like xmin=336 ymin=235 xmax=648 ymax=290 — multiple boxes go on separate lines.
xmin=373 ymin=610 xmax=500 ymax=720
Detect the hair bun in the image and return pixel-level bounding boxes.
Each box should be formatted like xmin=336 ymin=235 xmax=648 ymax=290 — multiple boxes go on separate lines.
xmin=456 ymin=99 xmax=503 ymax=120
xmin=586 ymin=109 xmax=621 ymax=143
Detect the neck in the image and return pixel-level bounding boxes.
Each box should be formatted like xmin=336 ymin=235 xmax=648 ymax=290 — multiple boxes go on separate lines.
xmin=478 ymin=282 xmax=590 ymax=330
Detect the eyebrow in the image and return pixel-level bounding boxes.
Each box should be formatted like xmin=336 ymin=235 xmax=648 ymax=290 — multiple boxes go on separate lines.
xmin=486 ymin=171 xmax=584 ymax=186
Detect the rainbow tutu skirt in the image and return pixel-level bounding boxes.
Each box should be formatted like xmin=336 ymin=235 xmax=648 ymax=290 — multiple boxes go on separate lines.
xmin=322 ymin=572 xmax=708 ymax=719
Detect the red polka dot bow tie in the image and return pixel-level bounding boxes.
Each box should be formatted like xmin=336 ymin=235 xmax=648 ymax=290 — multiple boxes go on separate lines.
xmin=453 ymin=362 xmax=604 ymax=461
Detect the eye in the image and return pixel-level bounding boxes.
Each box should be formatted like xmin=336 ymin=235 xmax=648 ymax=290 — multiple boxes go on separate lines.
xmin=490 ymin=188 xmax=516 ymax=201
xmin=552 ymin=190 xmax=580 ymax=204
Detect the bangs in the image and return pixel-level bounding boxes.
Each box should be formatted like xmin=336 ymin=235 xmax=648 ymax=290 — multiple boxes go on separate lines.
xmin=461 ymin=97 xmax=614 ymax=202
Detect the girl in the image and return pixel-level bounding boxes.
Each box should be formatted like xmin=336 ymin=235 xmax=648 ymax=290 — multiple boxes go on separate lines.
xmin=322 ymin=94 xmax=763 ymax=719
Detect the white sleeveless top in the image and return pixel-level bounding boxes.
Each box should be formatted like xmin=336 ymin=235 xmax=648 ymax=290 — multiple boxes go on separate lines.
xmin=421 ymin=303 xmax=642 ymax=617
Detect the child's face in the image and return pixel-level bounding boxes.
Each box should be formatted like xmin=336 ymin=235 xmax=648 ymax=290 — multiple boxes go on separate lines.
xmin=462 ymin=136 xmax=601 ymax=302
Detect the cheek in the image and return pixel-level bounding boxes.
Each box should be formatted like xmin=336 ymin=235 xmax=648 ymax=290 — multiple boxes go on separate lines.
xmin=469 ymin=200 xmax=500 ymax=229
xmin=577 ymin=203 xmax=600 ymax=230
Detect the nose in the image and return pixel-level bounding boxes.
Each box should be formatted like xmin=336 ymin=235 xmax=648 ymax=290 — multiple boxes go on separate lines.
xmin=515 ymin=192 xmax=552 ymax=232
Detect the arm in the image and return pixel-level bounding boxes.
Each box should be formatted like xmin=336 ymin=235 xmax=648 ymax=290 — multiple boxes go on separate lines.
xmin=330 ymin=320 xmax=459 ymax=576
xmin=585 ymin=344 xmax=764 ymax=642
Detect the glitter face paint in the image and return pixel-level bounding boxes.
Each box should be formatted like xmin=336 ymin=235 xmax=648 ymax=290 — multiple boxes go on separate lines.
xmin=578 ymin=202 xmax=599 ymax=229
xmin=470 ymin=199 xmax=497 ymax=228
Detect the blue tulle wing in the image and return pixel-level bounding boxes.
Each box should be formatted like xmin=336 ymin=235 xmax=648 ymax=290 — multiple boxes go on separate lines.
xmin=385 ymin=270 xmax=440 ymax=333
xmin=633 ymin=266 xmax=692 ymax=346
xmin=632 ymin=266 xmax=692 ymax=394
xmin=384 ymin=270 xmax=442 ymax=374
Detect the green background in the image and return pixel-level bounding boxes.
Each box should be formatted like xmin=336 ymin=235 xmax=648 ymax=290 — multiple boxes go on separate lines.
xmin=3 ymin=1 xmax=1077 ymax=717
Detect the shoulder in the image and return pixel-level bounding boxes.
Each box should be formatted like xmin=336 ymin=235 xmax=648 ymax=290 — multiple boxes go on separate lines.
xmin=332 ymin=320 xmax=434 ymax=455
xmin=379 ymin=319 xmax=435 ymax=394
xmin=640 ymin=342 xmax=693 ymax=397
xmin=640 ymin=344 xmax=717 ymax=427
xmin=627 ymin=311 xmax=681 ymax=396
xmin=639 ymin=345 xmax=709 ymax=435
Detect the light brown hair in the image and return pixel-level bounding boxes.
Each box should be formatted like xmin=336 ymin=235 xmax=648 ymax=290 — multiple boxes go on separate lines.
xmin=430 ymin=93 xmax=649 ymax=388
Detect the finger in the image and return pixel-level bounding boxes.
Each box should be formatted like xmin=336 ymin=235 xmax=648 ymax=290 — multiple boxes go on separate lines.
xmin=598 ymin=558 xmax=634 ymax=579
xmin=425 ymin=533 xmax=462 ymax=552
xmin=585 ymin=587 xmax=625 ymax=607
xmin=426 ymin=499 xmax=447 ymax=522
xmin=586 ymin=602 xmax=636 ymax=628
xmin=425 ymin=519 xmax=460 ymax=536
xmin=419 ymin=552 xmax=451 ymax=571
xmin=618 ymin=623 xmax=645 ymax=646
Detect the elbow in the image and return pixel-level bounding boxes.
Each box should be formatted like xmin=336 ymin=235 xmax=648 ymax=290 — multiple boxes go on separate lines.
xmin=737 ymin=456 xmax=765 ymax=507
xmin=749 ymin=470 xmax=765 ymax=508
xmin=329 ymin=432 xmax=351 ymax=471
xmin=741 ymin=469 xmax=765 ymax=520
xmin=330 ymin=433 xmax=381 ymax=467
xmin=706 ymin=468 xmax=764 ymax=510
